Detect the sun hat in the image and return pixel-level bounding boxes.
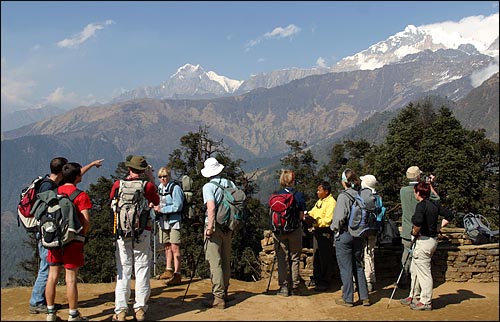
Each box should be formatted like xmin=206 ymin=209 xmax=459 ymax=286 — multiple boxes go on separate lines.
xmin=406 ymin=166 xmax=422 ymax=180
xmin=125 ymin=155 xmax=149 ymax=171
xmin=360 ymin=174 xmax=377 ymax=193
xmin=201 ymin=157 xmax=224 ymax=178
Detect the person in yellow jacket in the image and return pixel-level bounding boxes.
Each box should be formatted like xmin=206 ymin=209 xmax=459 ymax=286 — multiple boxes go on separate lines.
xmin=305 ymin=181 xmax=336 ymax=292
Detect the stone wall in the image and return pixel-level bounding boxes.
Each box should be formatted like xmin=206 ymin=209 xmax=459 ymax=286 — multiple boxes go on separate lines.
xmin=259 ymin=228 xmax=499 ymax=284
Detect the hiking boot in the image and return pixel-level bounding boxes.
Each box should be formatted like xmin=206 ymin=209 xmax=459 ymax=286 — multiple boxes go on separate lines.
xmin=410 ymin=301 xmax=432 ymax=311
xmin=400 ymin=297 xmax=414 ymax=305
xmin=166 ymin=273 xmax=182 ymax=286
xmin=30 ymin=304 xmax=47 ymax=314
xmin=277 ymin=286 xmax=289 ymax=297
xmin=291 ymin=288 xmax=301 ymax=296
xmin=134 ymin=308 xmax=146 ymax=321
xmin=362 ymin=298 xmax=371 ymax=306
xmin=46 ymin=309 xmax=58 ymax=321
xmin=68 ymin=311 xmax=88 ymax=321
xmin=202 ymin=296 xmax=226 ymax=309
xmin=335 ymin=298 xmax=354 ymax=307
xmin=159 ymin=269 xmax=173 ymax=280
xmin=112 ymin=310 xmax=127 ymax=321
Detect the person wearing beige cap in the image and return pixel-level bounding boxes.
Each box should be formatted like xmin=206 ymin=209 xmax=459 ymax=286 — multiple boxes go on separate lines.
xmin=200 ymin=157 xmax=237 ymax=309
xmin=359 ymin=174 xmax=383 ymax=292
xmin=398 ymin=166 xmax=439 ymax=289
xmin=109 ymin=155 xmax=159 ymax=322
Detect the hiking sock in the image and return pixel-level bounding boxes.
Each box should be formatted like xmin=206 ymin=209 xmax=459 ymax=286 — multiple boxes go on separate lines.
xmin=69 ymin=309 xmax=79 ymax=317
xmin=47 ymin=305 xmax=55 ymax=312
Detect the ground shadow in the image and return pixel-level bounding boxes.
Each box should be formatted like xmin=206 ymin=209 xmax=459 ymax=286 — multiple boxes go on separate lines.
xmin=432 ymin=289 xmax=485 ymax=309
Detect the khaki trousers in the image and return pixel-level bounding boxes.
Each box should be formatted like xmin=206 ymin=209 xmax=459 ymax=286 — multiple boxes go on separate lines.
xmin=204 ymin=224 xmax=232 ymax=299
xmin=273 ymin=227 xmax=302 ymax=290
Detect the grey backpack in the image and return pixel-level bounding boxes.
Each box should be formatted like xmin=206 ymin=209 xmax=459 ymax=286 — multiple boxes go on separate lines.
xmin=115 ymin=180 xmax=150 ymax=240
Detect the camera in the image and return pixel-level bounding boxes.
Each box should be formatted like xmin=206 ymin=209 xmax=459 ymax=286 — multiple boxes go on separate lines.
xmin=421 ymin=174 xmax=438 ymax=187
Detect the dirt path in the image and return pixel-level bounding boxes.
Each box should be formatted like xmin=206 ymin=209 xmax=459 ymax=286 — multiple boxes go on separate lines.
xmin=2 ymin=278 xmax=498 ymax=321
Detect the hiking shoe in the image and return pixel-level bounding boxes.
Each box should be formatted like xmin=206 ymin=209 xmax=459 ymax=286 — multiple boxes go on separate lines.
xmin=30 ymin=304 xmax=47 ymax=314
xmin=362 ymin=298 xmax=371 ymax=306
xmin=134 ymin=308 xmax=146 ymax=321
xmin=277 ymin=286 xmax=289 ymax=297
xmin=46 ymin=309 xmax=57 ymax=321
xmin=112 ymin=310 xmax=127 ymax=321
xmin=291 ymin=288 xmax=301 ymax=296
xmin=166 ymin=273 xmax=182 ymax=286
xmin=159 ymin=269 xmax=173 ymax=280
xmin=335 ymin=298 xmax=354 ymax=307
xmin=410 ymin=301 xmax=432 ymax=311
xmin=400 ymin=297 xmax=414 ymax=305
xmin=68 ymin=311 xmax=88 ymax=321
xmin=202 ymin=296 xmax=226 ymax=309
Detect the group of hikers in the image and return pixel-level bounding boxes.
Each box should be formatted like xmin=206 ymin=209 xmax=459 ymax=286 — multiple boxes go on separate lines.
xmin=25 ymin=154 xmax=453 ymax=321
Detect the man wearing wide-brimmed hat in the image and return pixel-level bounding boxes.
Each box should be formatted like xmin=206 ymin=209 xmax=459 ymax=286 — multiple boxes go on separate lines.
xmin=109 ymin=155 xmax=159 ymax=322
xmin=200 ymin=157 xmax=237 ymax=309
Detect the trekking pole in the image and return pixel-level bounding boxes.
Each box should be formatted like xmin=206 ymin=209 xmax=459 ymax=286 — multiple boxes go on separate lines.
xmin=387 ymin=237 xmax=417 ymax=308
xmin=265 ymin=233 xmax=278 ymax=293
xmin=182 ymin=238 xmax=208 ymax=302
xmin=150 ymin=209 xmax=157 ymax=277
xmin=266 ymin=252 xmax=277 ymax=293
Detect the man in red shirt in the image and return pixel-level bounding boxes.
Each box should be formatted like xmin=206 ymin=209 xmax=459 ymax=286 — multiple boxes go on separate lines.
xmin=109 ymin=155 xmax=159 ymax=322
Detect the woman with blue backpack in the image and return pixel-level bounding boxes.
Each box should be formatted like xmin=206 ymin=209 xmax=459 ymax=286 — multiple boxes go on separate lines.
xmin=330 ymin=169 xmax=370 ymax=307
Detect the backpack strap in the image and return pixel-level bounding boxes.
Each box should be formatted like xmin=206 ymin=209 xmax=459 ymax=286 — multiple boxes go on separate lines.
xmin=68 ymin=189 xmax=82 ymax=201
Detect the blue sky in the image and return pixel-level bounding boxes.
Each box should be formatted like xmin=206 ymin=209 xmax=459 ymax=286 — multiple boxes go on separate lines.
xmin=1 ymin=1 xmax=499 ymax=112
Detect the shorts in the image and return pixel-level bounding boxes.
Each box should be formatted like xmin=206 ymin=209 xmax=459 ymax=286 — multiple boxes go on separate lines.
xmin=47 ymin=241 xmax=84 ymax=269
xmin=158 ymin=228 xmax=181 ymax=244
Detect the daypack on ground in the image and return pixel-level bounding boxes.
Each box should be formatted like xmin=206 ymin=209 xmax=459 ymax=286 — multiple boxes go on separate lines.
xmin=17 ymin=176 xmax=48 ymax=232
xmin=32 ymin=189 xmax=85 ymax=249
xmin=158 ymin=175 xmax=195 ymax=219
xmin=211 ymin=181 xmax=247 ymax=232
xmin=115 ymin=180 xmax=150 ymax=240
xmin=344 ymin=190 xmax=378 ymax=238
xmin=269 ymin=190 xmax=300 ymax=233
xmin=463 ymin=213 xmax=499 ymax=245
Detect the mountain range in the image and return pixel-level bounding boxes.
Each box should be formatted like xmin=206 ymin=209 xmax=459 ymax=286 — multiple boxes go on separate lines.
xmin=1 ymin=20 xmax=498 ymax=287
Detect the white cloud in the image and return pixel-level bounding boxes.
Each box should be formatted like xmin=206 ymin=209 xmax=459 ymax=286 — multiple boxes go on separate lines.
xmin=245 ymin=24 xmax=301 ymax=51
xmin=263 ymin=24 xmax=301 ymax=39
xmin=1 ymin=58 xmax=37 ymax=111
xmin=30 ymin=44 xmax=41 ymax=51
xmin=57 ymin=19 xmax=115 ymax=49
xmin=470 ymin=57 xmax=499 ymax=87
xmin=257 ymin=57 xmax=266 ymax=63
xmin=419 ymin=13 xmax=498 ymax=52
xmin=42 ymin=87 xmax=97 ymax=107
xmin=316 ymin=57 xmax=327 ymax=68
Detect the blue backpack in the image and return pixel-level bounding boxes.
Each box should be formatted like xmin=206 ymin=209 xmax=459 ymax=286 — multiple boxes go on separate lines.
xmin=345 ymin=189 xmax=379 ymax=238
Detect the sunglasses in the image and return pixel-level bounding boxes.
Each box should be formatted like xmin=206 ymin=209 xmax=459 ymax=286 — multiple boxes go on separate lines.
xmin=159 ymin=175 xmax=168 ymax=179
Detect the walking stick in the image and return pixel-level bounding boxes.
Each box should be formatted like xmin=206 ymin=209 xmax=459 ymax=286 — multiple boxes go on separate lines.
xmin=151 ymin=209 xmax=158 ymax=277
xmin=265 ymin=233 xmax=279 ymax=293
xmin=266 ymin=252 xmax=277 ymax=293
xmin=182 ymin=238 xmax=208 ymax=302
xmin=387 ymin=237 xmax=417 ymax=308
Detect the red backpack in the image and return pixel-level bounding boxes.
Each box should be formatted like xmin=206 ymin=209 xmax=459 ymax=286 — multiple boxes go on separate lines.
xmin=268 ymin=190 xmax=300 ymax=233
xmin=18 ymin=176 xmax=48 ymax=232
